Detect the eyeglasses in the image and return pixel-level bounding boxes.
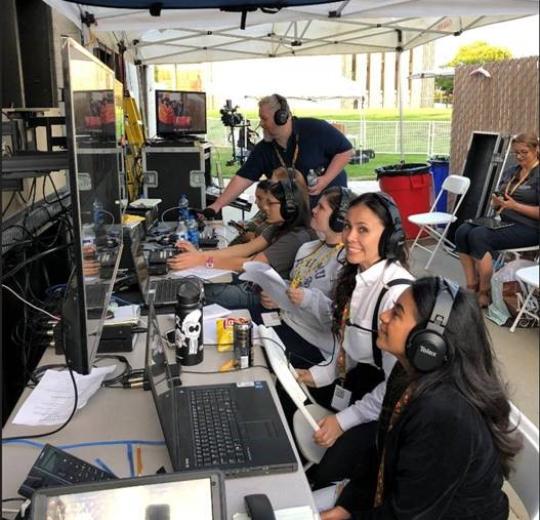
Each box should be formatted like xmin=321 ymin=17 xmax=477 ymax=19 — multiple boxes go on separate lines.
xmin=511 ymin=150 xmax=531 ymax=157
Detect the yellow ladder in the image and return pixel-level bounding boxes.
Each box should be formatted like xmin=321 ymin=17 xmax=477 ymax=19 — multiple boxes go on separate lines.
xmin=123 ymin=95 xmax=146 ymax=200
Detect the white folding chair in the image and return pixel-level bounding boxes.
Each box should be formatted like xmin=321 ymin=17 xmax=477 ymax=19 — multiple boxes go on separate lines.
xmin=510 ymin=265 xmax=539 ymax=333
xmin=409 ymin=175 xmax=471 ymax=270
xmin=494 ymin=246 xmax=540 ymax=272
xmin=508 ymin=402 xmax=539 ymax=520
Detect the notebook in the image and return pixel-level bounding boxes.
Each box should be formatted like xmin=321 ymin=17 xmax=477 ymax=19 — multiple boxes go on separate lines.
xmin=30 ymin=470 xmax=225 ymax=520
xmin=145 ymin=298 xmax=298 ymax=478
xmin=466 ymin=217 xmax=515 ymax=230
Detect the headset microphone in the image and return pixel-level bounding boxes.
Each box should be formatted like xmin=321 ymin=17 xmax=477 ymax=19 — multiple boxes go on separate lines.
xmin=345 ymin=321 xmax=378 ymax=333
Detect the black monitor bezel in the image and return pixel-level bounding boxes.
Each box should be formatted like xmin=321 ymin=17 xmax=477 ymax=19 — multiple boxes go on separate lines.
xmin=155 ymin=89 xmax=207 ymax=137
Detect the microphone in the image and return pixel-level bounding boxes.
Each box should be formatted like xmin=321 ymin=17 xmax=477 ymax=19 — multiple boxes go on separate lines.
xmin=345 ymin=319 xmax=378 ymax=333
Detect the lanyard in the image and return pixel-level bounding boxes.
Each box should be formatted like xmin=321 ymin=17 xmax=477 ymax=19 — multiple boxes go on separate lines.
xmin=373 ymin=384 xmax=414 ymax=507
xmin=290 ymin=242 xmax=340 ymax=289
xmin=505 ymin=162 xmax=538 ymax=196
xmin=274 ymin=133 xmax=299 ymax=169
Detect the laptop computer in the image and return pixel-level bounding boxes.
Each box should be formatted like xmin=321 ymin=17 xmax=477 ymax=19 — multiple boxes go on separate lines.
xmin=466 ymin=216 xmax=515 ymax=230
xmin=30 ymin=470 xmax=226 ymax=520
xmin=130 ymin=235 xmax=191 ymax=308
xmin=145 ymin=297 xmax=298 ymax=478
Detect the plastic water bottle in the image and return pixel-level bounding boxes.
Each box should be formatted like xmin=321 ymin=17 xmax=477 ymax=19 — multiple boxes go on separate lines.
xmin=178 ymin=194 xmax=190 ymax=222
xmin=307 ymin=169 xmax=318 ymax=188
xmin=186 ymin=217 xmax=200 ymax=247
xmin=92 ymin=199 xmax=105 ymax=239
xmin=176 ymin=219 xmax=188 ymax=242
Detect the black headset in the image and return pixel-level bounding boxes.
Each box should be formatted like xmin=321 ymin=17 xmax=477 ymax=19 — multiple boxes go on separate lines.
xmin=278 ymin=167 xmax=299 ymax=222
xmin=273 ymin=94 xmax=290 ymax=126
xmin=405 ymin=277 xmax=459 ymax=372
xmin=372 ymin=192 xmax=405 ymax=260
xmin=329 ymin=187 xmax=352 ymax=233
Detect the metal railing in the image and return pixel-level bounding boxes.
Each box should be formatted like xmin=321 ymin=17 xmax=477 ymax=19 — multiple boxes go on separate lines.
xmin=206 ymin=118 xmax=451 ymax=156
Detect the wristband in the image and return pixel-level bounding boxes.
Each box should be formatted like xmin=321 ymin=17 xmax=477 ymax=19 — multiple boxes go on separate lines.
xmin=205 ymin=256 xmax=215 ymax=269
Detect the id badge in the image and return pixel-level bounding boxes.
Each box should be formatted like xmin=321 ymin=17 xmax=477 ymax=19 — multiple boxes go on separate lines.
xmin=331 ymin=384 xmax=352 ymax=411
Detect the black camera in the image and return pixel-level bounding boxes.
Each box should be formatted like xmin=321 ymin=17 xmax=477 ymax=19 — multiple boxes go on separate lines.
xmin=220 ymin=99 xmax=244 ymax=127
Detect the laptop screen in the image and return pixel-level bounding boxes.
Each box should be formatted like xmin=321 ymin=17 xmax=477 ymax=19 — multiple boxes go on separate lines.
xmin=131 ymin=235 xmax=150 ymax=304
xmin=145 ymin=295 xmax=181 ymax=466
xmin=31 ymin=471 xmax=225 ymax=519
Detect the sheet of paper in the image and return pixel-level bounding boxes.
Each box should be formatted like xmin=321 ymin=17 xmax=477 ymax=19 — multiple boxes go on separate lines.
xmin=261 ymin=311 xmax=282 ymax=327
xmin=233 ymin=506 xmax=317 ymax=520
xmin=239 ymin=261 xmax=294 ymax=312
xmin=203 ymin=303 xmax=231 ymax=321
xmin=13 ymin=366 xmax=116 ymax=426
xmin=104 ymin=304 xmax=141 ymax=326
xmin=169 ymin=266 xmax=233 ymax=281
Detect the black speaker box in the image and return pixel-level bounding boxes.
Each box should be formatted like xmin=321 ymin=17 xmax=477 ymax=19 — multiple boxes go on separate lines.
xmin=1 ymin=0 xmax=57 ymax=109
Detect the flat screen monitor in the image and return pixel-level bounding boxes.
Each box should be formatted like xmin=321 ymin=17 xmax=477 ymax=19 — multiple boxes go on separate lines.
xmin=62 ymin=37 xmax=123 ymax=374
xmin=155 ymin=90 xmax=206 ymax=138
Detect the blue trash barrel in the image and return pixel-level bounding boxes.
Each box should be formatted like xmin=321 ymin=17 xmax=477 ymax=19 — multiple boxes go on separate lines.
xmin=429 ymin=155 xmax=450 ymax=212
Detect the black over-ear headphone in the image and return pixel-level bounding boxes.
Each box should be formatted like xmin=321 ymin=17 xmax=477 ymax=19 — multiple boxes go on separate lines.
xmin=279 ymin=167 xmax=299 ymax=221
xmin=373 ymin=192 xmax=405 ymax=260
xmin=273 ymin=94 xmax=290 ymax=126
xmin=405 ymin=277 xmax=459 ymax=372
xmin=329 ymin=187 xmax=352 ymax=233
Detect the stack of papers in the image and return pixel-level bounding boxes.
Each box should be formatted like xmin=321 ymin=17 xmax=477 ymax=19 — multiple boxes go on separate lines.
xmin=104 ymin=304 xmax=140 ymax=327
xmin=240 ymin=262 xmax=293 ymax=312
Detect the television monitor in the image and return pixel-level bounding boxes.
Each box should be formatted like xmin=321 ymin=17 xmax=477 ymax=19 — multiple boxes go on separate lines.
xmin=155 ymin=90 xmax=206 ymax=138
xmin=61 ymin=37 xmax=123 ymax=374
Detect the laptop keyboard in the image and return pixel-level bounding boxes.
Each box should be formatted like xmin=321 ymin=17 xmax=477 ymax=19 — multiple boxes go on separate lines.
xmin=151 ymin=278 xmax=183 ymax=305
xmin=188 ymin=387 xmax=246 ymax=467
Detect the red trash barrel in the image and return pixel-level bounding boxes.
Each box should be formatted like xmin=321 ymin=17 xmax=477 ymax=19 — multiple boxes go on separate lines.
xmin=375 ymin=163 xmax=432 ymax=238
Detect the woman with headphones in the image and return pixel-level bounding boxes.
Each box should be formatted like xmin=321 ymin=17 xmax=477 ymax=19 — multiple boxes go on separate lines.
xmin=169 ymin=168 xmax=315 ymax=310
xmin=259 ymin=186 xmax=353 ymax=368
xmin=296 ymin=192 xmax=414 ymax=488
xmin=319 ymin=277 xmax=520 ymax=520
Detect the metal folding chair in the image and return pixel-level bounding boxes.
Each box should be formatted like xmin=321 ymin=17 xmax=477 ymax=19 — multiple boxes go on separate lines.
xmin=409 ymin=175 xmax=471 ymax=270
xmin=510 ymin=265 xmax=539 ymax=333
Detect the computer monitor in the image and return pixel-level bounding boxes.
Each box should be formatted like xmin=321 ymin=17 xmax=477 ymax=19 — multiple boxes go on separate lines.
xmin=61 ymin=37 xmax=123 ymax=374
xmin=155 ymin=90 xmax=206 ymax=138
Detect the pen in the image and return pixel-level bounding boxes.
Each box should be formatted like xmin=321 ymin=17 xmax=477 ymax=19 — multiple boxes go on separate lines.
xmin=94 ymin=458 xmax=116 ymax=477
xmin=126 ymin=443 xmax=135 ymax=478
xmin=136 ymin=446 xmax=144 ymax=477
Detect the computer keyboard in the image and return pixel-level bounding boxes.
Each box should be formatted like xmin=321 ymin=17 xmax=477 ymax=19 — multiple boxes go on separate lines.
xmin=150 ymin=278 xmax=184 ymax=305
xmin=19 ymin=444 xmax=116 ymax=499
xmin=188 ymin=386 xmax=246 ymax=468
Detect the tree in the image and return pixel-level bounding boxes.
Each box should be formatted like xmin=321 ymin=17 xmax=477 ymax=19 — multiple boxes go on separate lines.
xmin=435 ymin=41 xmax=512 ymax=101
xmin=447 ymin=40 xmax=512 ymax=67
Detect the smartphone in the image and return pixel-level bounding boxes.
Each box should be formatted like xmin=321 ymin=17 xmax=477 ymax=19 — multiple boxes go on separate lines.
xmin=493 ymin=190 xmax=504 ymax=198
xmin=228 ymin=220 xmax=246 ymax=233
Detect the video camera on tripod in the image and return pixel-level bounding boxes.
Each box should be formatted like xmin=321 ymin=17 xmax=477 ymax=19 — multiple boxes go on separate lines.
xmin=219 ymin=99 xmax=257 ymax=167
xmin=220 ymin=100 xmax=244 ymax=127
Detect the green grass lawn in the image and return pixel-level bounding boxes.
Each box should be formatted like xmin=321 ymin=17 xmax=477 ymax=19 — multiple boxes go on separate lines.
xmin=213 ymin=148 xmax=429 ymax=180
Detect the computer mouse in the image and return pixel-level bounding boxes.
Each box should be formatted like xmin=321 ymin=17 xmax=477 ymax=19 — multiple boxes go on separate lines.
xmin=244 ymin=494 xmax=276 ymax=520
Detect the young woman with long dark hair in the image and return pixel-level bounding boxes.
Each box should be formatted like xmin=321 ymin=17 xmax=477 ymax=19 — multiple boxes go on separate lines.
xmin=296 ymin=192 xmax=414 ymax=488
xmin=320 ymin=277 xmax=521 ymax=520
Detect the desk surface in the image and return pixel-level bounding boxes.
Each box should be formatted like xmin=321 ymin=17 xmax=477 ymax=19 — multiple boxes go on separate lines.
xmin=2 ymin=312 xmax=317 ymax=519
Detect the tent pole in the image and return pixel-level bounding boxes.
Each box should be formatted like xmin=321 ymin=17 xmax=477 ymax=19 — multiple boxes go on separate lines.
xmin=396 ymin=30 xmax=404 ymax=162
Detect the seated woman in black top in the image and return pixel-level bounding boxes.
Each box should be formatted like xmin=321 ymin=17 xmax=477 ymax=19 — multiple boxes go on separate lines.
xmin=455 ymin=132 xmax=539 ymax=307
xmin=320 ymin=276 xmax=521 ymax=520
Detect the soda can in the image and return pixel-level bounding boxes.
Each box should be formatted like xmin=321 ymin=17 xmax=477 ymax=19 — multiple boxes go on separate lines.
xmin=233 ymin=320 xmax=252 ymax=369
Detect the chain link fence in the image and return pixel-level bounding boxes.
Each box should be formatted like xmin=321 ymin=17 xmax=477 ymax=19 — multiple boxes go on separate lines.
xmin=206 ymin=118 xmax=451 ymax=156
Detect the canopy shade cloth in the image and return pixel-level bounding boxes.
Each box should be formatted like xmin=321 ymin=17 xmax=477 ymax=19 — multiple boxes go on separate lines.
xmin=44 ymin=0 xmax=538 ymax=64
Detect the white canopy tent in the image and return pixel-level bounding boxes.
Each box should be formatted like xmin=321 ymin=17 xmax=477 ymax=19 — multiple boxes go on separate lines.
xmin=44 ymin=1 xmax=537 ymax=65
xmin=44 ymin=0 xmax=538 ymax=156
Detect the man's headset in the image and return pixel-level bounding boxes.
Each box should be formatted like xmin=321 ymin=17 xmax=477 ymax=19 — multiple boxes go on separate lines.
xmin=273 ymin=94 xmax=290 ymax=126
xmin=372 ymin=192 xmax=405 ymax=260
xmin=405 ymin=277 xmax=459 ymax=372
xmin=278 ymin=167 xmax=299 ymax=221
xmin=329 ymin=187 xmax=352 ymax=233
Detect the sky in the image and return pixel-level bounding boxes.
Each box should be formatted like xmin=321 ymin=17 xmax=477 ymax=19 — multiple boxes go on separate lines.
xmin=434 ymin=15 xmax=539 ymax=67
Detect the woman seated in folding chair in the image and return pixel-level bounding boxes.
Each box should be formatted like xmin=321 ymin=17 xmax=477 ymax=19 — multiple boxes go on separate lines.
xmin=318 ymin=277 xmax=521 ymax=520
xmin=295 ymin=192 xmax=414 ymax=489
xmin=455 ymin=132 xmax=539 ymax=308
xmin=258 ymin=186 xmax=353 ymax=369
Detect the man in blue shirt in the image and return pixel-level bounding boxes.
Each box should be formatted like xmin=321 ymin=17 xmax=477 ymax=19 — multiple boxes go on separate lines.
xmin=205 ymin=94 xmax=353 ymax=214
